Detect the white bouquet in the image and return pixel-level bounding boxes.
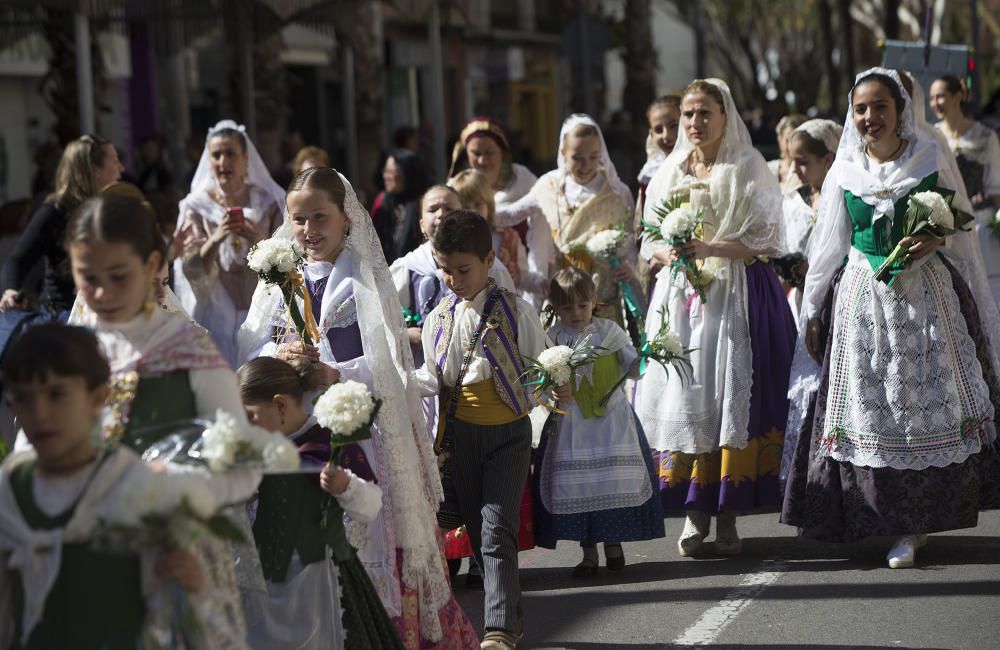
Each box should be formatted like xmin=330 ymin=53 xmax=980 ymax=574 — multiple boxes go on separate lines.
xmin=246 ymin=237 xmax=305 ymax=275
xmin=645 ymin=194 xmax=709 ymax=301
xmin=521 ymin=338 xmax=604 ymax=415
xmin=246 ymin=237 xmax=318 ymax=345
xmin=910 ymin=190 xmax=955 ymax=230
xmin=96 ymin=471 xmax=246 ymax=650
xmin=311 ymin=380 xmax=381 ymax=527
xmin=989 ymin=208 xmax=1000 ymax=240
xmin=660 ymin=205 xmax=699 ymax=240
xmin=199 ymin=410 xmax=299 ymax=473
xmin=585 ymin=228 xmax=626 ymax=260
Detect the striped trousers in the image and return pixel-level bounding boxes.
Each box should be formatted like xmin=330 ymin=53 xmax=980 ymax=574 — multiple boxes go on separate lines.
xmin=450 ymin=416 xmax=531 ymax=632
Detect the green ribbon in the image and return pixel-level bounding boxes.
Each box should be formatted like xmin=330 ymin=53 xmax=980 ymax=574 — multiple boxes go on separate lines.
xmin=610 ymin=256 xmax=646 ymax=331
xmin=401 ymin=307 xmax=423 ymax=327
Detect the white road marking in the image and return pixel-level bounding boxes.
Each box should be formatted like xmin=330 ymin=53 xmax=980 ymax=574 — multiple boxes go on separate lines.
xmin=673 ymin=560 xmax=787 ymax=646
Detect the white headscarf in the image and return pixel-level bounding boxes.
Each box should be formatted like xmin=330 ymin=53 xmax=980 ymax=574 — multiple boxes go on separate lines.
xmin=177 ymin=120 xmax=286 ymax=229
xmin=644 ymin=78 xmax=785 ymax=254
xmin=237 ymin=170 xmax=451 ymax=640
xmin=793 ymin=119 xmax=844 ymax=156
xmin=558 ymin=113 xmax=633 ymax=207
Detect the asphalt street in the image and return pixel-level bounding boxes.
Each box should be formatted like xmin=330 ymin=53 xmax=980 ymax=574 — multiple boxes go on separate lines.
xmin=452 ymin=510 xmax=1000 ymax=649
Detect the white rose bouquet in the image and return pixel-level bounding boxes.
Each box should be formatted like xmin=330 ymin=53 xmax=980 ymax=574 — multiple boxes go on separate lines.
xmin=521 ymin=339 xmax=603 ymax=415
xmin=600 ymin=306 xmax=695 ymax=406
xmin=140 ymin=411 xmax=300 ymax=474
xmin=582 ymin=219 xmax=648 ymax=332
xmin=95 ymin=471 xmax=246 ymax=650
xmin=312 ymin=380 xmax=381 ymax=526
xmin=645 ymin=193 xmax=709 ymax=302
xmin=246 ymin=237 xmax=319 ymax=345
xmin=873 ymin=188 xmax=974 ymax=283
xmin=989 ymin=208 xmax=1000 ymax=240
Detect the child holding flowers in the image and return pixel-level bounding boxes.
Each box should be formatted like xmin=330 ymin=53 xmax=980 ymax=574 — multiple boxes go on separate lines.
xmin=236 ymin=356 xmax=403 ymax=650
xmin=532 ymin=268 xmax=665 ymax=578
xmin=239 ymin=168 xmax=478 ymax=649
xmin=413 ymin=210 xmax=566 ymax=649
xmin=0 ymin=324 xmax=235 ymax=650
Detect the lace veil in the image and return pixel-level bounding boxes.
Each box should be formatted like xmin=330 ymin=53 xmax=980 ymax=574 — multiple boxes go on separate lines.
xmin=237 ymin=171 xmax=450 ymax=640
xmin=557 ymin=113 xmax=633 ymax=207
xmin=643 ymin=79 xmax=785 ymax=254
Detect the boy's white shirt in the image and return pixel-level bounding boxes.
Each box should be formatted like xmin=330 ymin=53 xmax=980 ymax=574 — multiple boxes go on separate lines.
xmin=412 ymin=285 xmax=549 ymax=396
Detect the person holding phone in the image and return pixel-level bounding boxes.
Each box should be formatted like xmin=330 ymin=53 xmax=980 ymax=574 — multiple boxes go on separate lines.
xmin=173 ymin=120 xmax=285 ymax=366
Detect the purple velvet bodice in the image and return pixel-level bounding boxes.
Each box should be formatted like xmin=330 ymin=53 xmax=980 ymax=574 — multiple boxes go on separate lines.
xmin=304 ymin=274 xmax=364 ymax=362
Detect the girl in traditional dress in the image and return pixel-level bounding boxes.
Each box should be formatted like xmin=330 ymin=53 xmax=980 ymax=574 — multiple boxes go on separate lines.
xmin=495 ymin=114 xmax=639 ymax=328
xmin=239 ymin=167 xmax=479 ymax=649
xmin=0 ymin=324 xmax=210 ymax=650
xmin=237 ymin=356 xmax=404 ymax=650
xmin=930 ymin=74 xmax=1000 ymax=305
xmin=173 ymin=120 xmax=285 ymax=367
xmin=780 ymin=119 xmax=843 ymax=323
xmin=63 ymin=187 xmax=265 ymax=644
xmin=534 ymin=267 xmax=664 ymax=577
xmin=781 ymin=68 xmax=1000 ymax=569
xmin=450 ymin=118 xmax=547 ymax=309
xmin=636 ymin=79 xmax=795 ymax=557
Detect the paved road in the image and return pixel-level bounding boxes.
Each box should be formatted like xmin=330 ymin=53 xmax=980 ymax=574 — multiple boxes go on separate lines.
xmin=452 ymin=510 xmax=1000 ymax=649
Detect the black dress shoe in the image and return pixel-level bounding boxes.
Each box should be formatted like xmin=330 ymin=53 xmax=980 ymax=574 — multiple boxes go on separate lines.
xmin=465 ymin=568 xmax=484 ymax=590
xmin=605 ymin=544 xmax=626 ymax=571
xmin=571 ymin=559 xmax=599 ymax=578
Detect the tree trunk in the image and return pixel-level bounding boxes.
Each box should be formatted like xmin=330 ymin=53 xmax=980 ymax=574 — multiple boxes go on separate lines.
xmin=884 ymin=0 xmax=901 ymax=39
xmin=817 ymin=0 xmax=840 ymax=112
xmin=622 ymin=0 xmax=656 ymax=124
xmin=837 ymin=0 xmax=856 ymax=85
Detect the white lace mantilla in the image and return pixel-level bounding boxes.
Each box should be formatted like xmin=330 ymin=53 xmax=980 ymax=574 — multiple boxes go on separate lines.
xmin=818 ymin=250 xmax=996 ymax=470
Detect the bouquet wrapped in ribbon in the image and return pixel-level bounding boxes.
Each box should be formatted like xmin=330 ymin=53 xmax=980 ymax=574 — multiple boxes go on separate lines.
xmin=582 ymin=219 xmax=648 ymax=332
xmin=246 ymin=238 xmax=320 ymax=345
xmin=645 ymin=194 xmax=709 ymax=302
xmin=139 ymin=410 xmax=300 ymax=475
xmin=600 ymin=307 xmax=694 ymax=406
xmin=95 ymin=471 xmax=247 ymax=649
xmin=873 ymin=188 xmax=975 ymax=284
xmin=520 ymin=339 xmax=603 ymax=415
xmin=312 ymin=380 xmax=381 ymax=527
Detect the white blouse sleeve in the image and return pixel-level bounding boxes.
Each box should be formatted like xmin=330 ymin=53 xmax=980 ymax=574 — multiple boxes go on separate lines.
xmin=389 ymin=258 xmax=412 ymax=310
xmin=190 ymin=367 xmax=248 ymax=423
xmin=336 ymin=470 xmax=383 ymax=524
xmin=412 ymin=321 xmax=442 ymax=397
xmin=494 ymin=192 xmax=543 ymax=229
xmin=801 ymin=175 xmax=852 ymax=320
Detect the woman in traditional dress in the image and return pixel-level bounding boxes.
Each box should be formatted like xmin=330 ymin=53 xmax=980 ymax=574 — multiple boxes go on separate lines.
xmin=494 ymin=114 xmax=639 ymax=328
xmin=450 ymin=118 xmax=547 ymax=308
xmin=635 ymin=79 xmax=795 ymax=556
xmin=781 ymin=68 xmax=1000 ymax=569
xmin=239 ymin=167 xmax=479 ymax=649
xmin=930 ymin=74 xmax=1000 ymax=305
xmin=173 ymin=120 xmax=285 ymax=367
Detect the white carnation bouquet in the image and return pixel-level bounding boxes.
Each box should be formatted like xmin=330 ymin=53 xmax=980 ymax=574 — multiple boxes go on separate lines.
xmin=581 ymin=219 xmax=648 ymax=332
xmin=601 ymin=307 xmax=694 ymax=406
xmin=989 ymin=208 xmax=1000 ymax=240
xmin=520 ymin=338 xmax=603 ymax=414
xmin=312 ymin=380 xmax=381 ymax=526
xmin=95 ymin=470 xmax=247 ymax=649
xmin=140 ymin=410 xmax=300 ymax=474
xmin=873 ymin=188 xmax=974 ymax=284
xmin=645 ymin=193 xmax=710 ymax=302
xmin=246 ymin=237 xmax=319 ymax=345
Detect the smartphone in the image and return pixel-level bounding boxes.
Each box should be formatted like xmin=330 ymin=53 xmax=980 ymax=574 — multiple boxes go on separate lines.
xmin=226 ymin=206 xmax=245 ymax=226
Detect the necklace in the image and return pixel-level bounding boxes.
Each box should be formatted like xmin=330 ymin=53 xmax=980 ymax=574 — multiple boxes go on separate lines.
xmin=865 ymin=137 xmax=905 ymax=164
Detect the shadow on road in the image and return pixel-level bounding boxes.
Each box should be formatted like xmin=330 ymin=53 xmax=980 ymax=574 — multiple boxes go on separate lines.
xmin=528 ymin=644 xmax=946 ymax=650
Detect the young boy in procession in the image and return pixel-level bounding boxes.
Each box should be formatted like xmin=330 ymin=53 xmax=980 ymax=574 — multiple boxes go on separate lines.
xmin=413 ymin=211 xmax=569 ymax=650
